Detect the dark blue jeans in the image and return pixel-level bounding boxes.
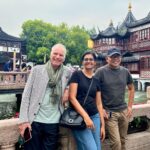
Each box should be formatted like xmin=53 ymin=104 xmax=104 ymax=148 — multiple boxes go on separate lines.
xmin=24 ymin=122 xmax=59 ymax=150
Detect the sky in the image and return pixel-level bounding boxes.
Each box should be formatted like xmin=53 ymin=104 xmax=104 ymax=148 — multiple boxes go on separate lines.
xmin=0 ymin=0 xmax=149 ymax=37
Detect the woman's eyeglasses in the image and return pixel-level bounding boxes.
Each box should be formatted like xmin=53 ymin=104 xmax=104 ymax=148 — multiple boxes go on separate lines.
xmin=83 ymin=58 xmax=94 ymax=62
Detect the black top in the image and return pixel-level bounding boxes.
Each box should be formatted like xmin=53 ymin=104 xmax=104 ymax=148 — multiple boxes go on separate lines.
xmin=69 ymin=70 xmax=101 ymax=116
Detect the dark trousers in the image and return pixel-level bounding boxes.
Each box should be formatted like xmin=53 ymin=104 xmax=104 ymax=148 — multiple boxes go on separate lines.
xmin=24 ymin=122 xmax=59 ymax=150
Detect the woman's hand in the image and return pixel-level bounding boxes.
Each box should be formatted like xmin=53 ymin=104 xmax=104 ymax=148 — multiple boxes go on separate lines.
xmin=84 ymin=115 xmax=95 ymax=130
xmin=100 ymin=125 xmax=105 ymax=142
xmin=62 ymin=88 xmax=69 ymax=106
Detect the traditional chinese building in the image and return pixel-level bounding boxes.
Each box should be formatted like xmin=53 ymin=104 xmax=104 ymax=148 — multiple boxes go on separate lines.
xmin=0 ymin=27 xmax=26 ymax=70
xmin=91 ymin=4 xmax=150 ymax=91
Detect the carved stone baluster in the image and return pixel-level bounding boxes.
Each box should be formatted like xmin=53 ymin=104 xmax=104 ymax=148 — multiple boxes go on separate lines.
xmin=21 ymin=74 xmax=25 ymax=84
xmin=16 ymin=74 xmax=21 ymax=86
xmin=9 ymin=75 xmax=14 ymax=84
xmin=4 ymin=75 xmax=10 ymax=83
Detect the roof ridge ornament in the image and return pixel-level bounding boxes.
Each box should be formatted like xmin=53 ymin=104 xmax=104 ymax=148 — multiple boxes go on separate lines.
xmin=128 ymin=2 xmax=132 ymax=12
xmin=109 ymin=19 xmax=113 ymax=26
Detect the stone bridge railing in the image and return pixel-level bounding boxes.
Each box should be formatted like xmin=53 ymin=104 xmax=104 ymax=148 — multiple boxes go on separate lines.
xmin=0 ymin=88 xmax=150 ymax=150
xmin=0 ymin=72 xmax=29 ymax=94
xmin=0 ymin=71 xmax=29 ymax=89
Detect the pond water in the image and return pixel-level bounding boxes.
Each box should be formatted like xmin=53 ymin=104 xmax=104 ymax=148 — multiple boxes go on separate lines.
xmin=125 ymin=91 xmax=147 ymax=104
xmin=0 ymin=94 xmax=17 ymax=119
xmin=0 ymin=91 xmax=148 ymax=120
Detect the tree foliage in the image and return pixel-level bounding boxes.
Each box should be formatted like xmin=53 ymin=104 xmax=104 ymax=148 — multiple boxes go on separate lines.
xmin=21 ymin=20 xmax=90 ymax=65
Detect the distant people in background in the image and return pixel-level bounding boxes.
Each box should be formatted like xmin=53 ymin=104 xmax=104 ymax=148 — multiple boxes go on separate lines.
xmin=21 ymin=63 xmax=27 ymax=72
xmin=15 ymin=64 xmax=20 ymax=72
xmin=3 ymin=60 xmax=13 ymax=71
xmin=27 ymin=65 xmax=32 ymax=72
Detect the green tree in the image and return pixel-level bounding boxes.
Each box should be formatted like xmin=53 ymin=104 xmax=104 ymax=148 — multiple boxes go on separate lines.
xmin=36 ymin=47 xmax=49 ymax=64
xmin=66 ymin=26 xmax=90 ymax=65
xmin=21 ymin=20 xmax=90 ymax=65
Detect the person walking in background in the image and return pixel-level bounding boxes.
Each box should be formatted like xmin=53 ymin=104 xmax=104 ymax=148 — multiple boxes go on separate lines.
xmin=21 ymin=63 xmax=27 ymax=72
xmin=95 ymin=48 xmax=135 ymax=150
xmin=3 ymin=59 xmax=13 ymax=71
xmin=18 ymin=43 xmax=72 ymax=150
xmin=69 ymin=51 xmax=105 ymax=150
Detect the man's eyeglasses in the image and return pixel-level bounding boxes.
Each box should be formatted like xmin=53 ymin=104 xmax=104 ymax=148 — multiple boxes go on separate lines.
xmin=83 ymin=58 xmax=94 ymax=62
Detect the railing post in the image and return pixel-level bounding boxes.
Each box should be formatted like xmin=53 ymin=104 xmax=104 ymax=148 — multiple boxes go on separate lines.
xmin=0 ymin=72 xmax=29 ymax=91
xmin=147 ymin=86 xmax=150 ymax=100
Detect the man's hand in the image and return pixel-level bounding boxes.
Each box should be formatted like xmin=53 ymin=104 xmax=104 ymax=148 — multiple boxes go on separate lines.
xmin=127 ymin=106 xmax=132 ymax=118
xmin=103 ymin=109 xmax=109 ymax=119
xmin=18 ymin=122 xmax=31 ymax=137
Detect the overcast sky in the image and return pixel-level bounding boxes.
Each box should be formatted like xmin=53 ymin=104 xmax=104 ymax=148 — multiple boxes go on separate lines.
xmin=0 ymin=0 xmax=149 ymax=37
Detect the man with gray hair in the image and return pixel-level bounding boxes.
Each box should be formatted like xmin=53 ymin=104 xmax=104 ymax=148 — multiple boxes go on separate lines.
xmin=19 ymin=43 xmax=72 ymax=150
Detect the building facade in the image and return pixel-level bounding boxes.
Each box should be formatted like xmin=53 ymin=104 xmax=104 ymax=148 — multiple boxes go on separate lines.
xmin=0 ymin=27 xmax=26 ymax=70
xmin=91 ymin=4 xmax=150 ymax=91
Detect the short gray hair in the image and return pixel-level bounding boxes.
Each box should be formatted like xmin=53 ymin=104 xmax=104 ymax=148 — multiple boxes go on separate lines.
xmin=51 ymin=43 xmax=67 ymax=57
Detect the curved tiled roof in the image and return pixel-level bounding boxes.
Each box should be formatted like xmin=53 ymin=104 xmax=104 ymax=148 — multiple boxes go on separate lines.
xmin=127 ymin=12 xmax=150 ymax=28
xmin=101 ymin=23 xmax=117 ymax=37
xmin=121 ymin=11 xmax=136 ymax=27
xmin=91 ymin=23 xmax=128 ymax=40
xmin=91 ymin=6 xmax=150 ymax=40
xmin=0 ymin=27 xmax=23 ymax=42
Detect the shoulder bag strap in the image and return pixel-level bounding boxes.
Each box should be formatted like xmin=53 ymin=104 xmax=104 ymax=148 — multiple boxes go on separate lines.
xmin=83 ymin=78 xmax=93 ymax=106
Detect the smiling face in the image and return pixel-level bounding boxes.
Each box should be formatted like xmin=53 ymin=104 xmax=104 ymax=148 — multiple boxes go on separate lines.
xmin=106 ymin=54 xmax=121 ymax=68
xmin=82 ymin=54 xmax=96 ymax=70
xmin=50 ymin=44 xmax=66 ymax=69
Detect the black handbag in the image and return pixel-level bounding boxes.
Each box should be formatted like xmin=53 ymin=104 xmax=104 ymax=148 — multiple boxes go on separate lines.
xmin=59 ymin=79 xmax=93 ymax=130
xmin=60 ymin=107 xmax=86 ymax=129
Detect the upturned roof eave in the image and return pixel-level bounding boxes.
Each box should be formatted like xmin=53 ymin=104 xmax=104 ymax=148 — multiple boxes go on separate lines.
xmin=0 ymin=28 xmax=24 ymax=42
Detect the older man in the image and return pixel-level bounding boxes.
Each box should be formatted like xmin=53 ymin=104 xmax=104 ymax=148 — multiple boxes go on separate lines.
xmin=95 ymin=48 xmax=134 ymax=150
xmin=19 ymin=43 xmax=72 ymax=150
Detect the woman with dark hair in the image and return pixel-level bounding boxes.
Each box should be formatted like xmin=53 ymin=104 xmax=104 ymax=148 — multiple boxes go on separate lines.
xmin=69 ymin=51 xmax=105 ymax=150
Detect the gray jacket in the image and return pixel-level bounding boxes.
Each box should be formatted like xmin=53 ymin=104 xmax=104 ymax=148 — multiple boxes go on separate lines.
xmin=19 ymin=64 xmax=72 ymax=124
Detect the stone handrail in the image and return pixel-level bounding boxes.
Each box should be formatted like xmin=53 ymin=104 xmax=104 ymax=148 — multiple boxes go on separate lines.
xmin=0 ymin=71 xmax=29 ymax=90
xmin=1 ymin=103 xmax=150 ymax=150
xmin=0 ymin=118 xmax=19 ymax=150
xmin=130 ymin=103 xmax=150 ymax=121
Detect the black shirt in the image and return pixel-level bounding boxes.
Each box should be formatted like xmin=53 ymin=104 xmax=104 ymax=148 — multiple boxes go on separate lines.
xmin=69 ymin=70 xmax=101 ymax=116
